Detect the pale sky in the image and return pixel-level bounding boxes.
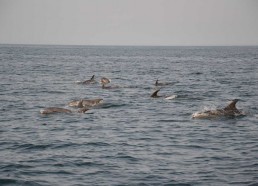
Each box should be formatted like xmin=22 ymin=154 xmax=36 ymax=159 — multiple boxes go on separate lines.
xmin=0 ymin=0 xmax=258 ymax=46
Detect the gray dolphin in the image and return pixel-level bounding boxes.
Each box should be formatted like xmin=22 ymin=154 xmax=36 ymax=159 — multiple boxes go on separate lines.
xmin=40 ymin=107 xmax=89 ymax=115
xmin=77 ymin=75 xmax=96 ymax=85
xmin=192 ymin=99 xmax=244 ymax=119
xmin=150 ymin=89 xmax=177 ymax=100
xmin=101 ymin=84 xmax=120 ymax=89
xmin=100 ymin=77 xmax=111 ymax=85
xmin=68 ymin=98 xmax=103 ymax=108
xmin=40 ymin=107 xmax=72 ymax=115
xmin=155 ymin=79 xmax=175 ymax=86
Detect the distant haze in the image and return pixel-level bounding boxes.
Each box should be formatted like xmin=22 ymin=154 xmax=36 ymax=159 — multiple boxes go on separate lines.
xmin=0 ymin=0 xmax=258 ymax=46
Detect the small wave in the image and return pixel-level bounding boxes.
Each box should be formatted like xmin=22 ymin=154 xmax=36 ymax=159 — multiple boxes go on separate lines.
xmin=39 ymin=90 xmax=66 ymax=94
xmin=101 ymin=102 xmax=128 ymax=109
xmin=73 ymin=161 xmax=103 ymax=167
xmin=248 ymin=183 xmax=258 ymax=186
xmin=75 ymin=80 xmax=83 ymax=84
xmin=228 ymin=181 xmax=256 ymax=186
xmin=164 ymin=183 xmax=192 ymax=186
xmin=191 ymin=72 xmax=203 ymax=75
xmin=165 ymin=95 xmax=177 ymax=100
xmin=116 ymin=154 xmax=139 ymax=162
xmin=15 ymin=143 xmax=52 ymax=150
xmin=157 ymin=119 xmax=189 ymax=123
xmin=0 ymin=178 xmax=43 ymax=186
xmin=51 ymin=142 xmax=79 ymax=149
xmin=86 ymin=142 xmax=111 ymax=146
xmin=1 ymin=163 xmax=33 ymax=170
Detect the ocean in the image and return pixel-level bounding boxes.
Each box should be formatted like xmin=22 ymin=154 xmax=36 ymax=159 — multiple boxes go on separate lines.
xmin=0 ymin=45 xmax=258 ymax=186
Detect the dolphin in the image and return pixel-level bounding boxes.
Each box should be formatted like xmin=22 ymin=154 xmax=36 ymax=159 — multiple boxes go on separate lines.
xmin=40 ymin=107 xmax=89 ymax=115
xmin=76 ymin=75 xmax=96 ymax=85
xmin=67 ymin=100 xmax=81 ymax=107
xmin=40 ymin=107 xmax=72 ymax=114
xmin=192 ymin=99 xmax=244 ymax=119
xmin=101 ymin=84 xmax=120 ymax=89
xmin=100 ymin=77 xmax=111 ymax=85
xmin=79 ymin=98 xmax=103 ymax=107
xmin=150 ymin=89 xmax=177 ymax=100
xmin=68 ymin=98 xmax=103 ymax=108
xmin=155 ymin=79 xmax=175 ymax=86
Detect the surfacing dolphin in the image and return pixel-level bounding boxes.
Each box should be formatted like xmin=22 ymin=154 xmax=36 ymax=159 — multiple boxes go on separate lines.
xmin=150 ymin=89 xmax=177 ymax=100
xmin=40 ymin=107 xmax=89 ymax=115
xmin=192 ymin=99 xmax=245 ymax=119
xmin=76 ymin=75 xmax=96 ymax=85
xmin=101 ymin=84 xmax=120 ymax=89
xmin=100 ymin=77 xmax=111 ymax=85
xmin=40 ymin=107 xmax=72 ymax=114
xmin=155 ymin=79 xmax=174 ymax=86
xmin=100 ymin=77 xmax=122 ymax=89
xmin=40 ymin=99 xmax=95 ymax=115
xmin=68 ymin=98 xmax=103 ymax=108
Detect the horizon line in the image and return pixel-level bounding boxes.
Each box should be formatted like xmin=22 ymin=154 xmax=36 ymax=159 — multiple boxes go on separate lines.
xmin=0 ymin=43 xmax=257 ymax=48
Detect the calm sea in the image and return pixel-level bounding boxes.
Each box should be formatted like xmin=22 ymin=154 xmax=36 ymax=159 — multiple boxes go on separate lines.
xmin=0 ymin=45 xmax=258 ymax=186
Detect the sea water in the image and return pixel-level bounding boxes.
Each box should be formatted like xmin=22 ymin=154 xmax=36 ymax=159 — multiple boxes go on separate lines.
xmin=0 ymin=45 xmax=258 ymax=185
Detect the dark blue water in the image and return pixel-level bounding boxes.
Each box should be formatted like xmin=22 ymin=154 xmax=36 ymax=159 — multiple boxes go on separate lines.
xmin=0 ymin=45 xmax=258 ymax=186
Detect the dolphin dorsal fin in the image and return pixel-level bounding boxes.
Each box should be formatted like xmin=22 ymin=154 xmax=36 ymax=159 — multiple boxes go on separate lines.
xmin=155 ymin=79 xmax=159 ymax=86
xmin=91 ymin=75 xmax=95 ymax=80
xmin=78 ymin=100 xmax=84 ymax=108
xmin=151 ymin=89 xmax=160 ymax=98
xmin=224 ymin=99 xmax=239 ymax=111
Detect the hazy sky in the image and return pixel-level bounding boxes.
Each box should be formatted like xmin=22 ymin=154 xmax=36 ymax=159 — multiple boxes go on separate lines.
xmin=0 ymin=0 xmax=258 ymax=46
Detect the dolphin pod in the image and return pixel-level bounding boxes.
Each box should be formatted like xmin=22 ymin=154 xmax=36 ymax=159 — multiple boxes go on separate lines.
xmin=192 ymin=99 xmax=245 ymax=119
xmin=41 ymin=75 xmax=245 ymax=119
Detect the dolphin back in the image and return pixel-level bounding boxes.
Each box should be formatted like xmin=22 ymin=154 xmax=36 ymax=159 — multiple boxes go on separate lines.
xmin=40 ymin=107 xmax=72 ymax=114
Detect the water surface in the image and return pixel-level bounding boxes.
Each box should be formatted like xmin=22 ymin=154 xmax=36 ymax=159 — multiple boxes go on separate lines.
xmin=0 ymin=45 xmax=258 ymax=186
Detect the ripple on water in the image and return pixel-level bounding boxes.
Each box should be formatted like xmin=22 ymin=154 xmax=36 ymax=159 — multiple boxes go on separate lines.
xmin=0 ymin=179 xmax=44 ymax=186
